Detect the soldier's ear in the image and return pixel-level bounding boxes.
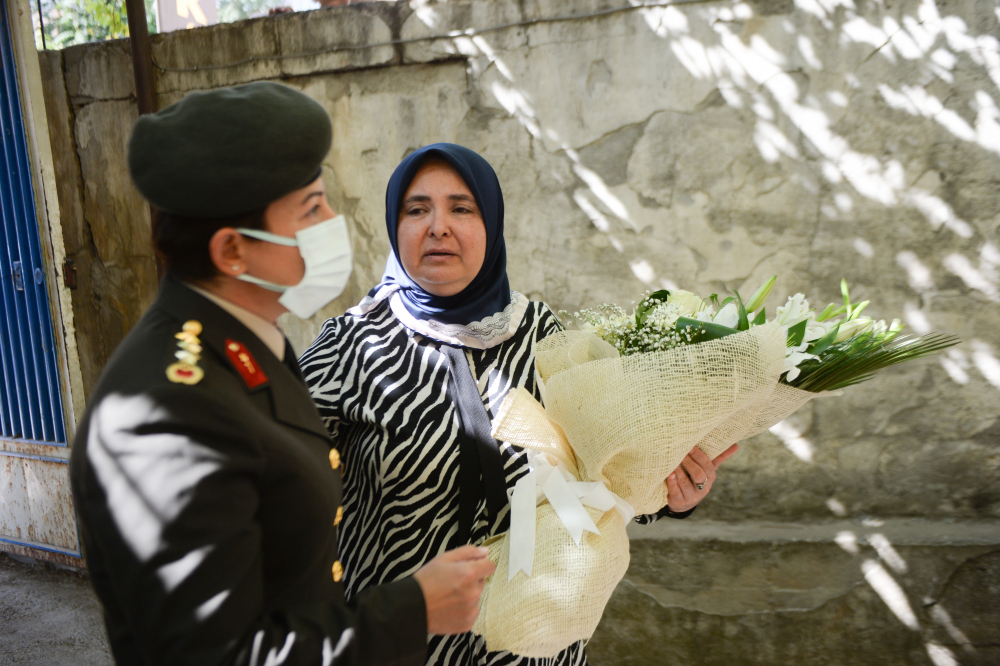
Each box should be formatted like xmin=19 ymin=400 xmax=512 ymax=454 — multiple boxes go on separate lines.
xmin=208 ymin=228 xmax=249 ymax=278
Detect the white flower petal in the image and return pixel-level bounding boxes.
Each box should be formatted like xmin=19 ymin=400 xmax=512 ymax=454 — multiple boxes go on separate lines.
xmin=834 ymin=317 xmax=873 ymax=342
xmin=695 ymin=310 xmax=714 ymax=322
xmin=713 ymin=303 xmax=740 ymax=328
xmin=666 ymin=290 xmax=705 ymax=316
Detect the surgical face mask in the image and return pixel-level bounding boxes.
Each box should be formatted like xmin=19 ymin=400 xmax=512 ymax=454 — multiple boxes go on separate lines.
xmin=235 ymin=214 xmax=353 ymax=319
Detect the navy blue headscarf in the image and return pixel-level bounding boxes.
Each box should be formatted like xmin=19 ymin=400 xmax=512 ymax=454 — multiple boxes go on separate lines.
xmin=376 ymin=143 xmax=511 ymax=326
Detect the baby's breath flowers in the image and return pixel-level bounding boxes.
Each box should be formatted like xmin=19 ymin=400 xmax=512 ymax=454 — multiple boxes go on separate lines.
xmin=562 ymin=290 xmax=705 ymax=356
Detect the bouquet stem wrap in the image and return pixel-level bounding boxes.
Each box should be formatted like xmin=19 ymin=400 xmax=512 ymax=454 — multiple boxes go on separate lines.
xmin=472 ymin=323 xmax=815 ymax=657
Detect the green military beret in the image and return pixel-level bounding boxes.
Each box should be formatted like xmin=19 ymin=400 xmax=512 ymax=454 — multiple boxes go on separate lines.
xmin=128 ymin=82 xmax=332 ymax=218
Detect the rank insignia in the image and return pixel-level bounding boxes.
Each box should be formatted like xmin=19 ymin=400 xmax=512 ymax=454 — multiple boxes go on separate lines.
xmin=166 ymin=320 xmax=204 ymax=385
xmin=225 ymin=339 xmax=269 ymax=389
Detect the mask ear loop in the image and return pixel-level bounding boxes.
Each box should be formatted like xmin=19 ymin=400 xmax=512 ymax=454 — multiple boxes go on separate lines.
xmin=236 ymin=273 xmax=288 ymax=293
xmin=232 ymin=228 xmax=301 ymax=292
xmin=235 ymin=228 xmax=299 ymax=247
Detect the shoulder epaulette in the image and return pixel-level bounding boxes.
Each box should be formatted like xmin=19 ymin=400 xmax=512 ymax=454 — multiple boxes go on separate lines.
xmin=166 ymin=320 xmax=204 ymax=385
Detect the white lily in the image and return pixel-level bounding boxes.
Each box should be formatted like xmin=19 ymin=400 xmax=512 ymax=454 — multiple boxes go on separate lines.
xmin=712 ymin=302 xmax=740 ymax=328
xmin=870 ymin=318 xmax=905 ymax=339
xmin=804 ymin=319 xmax=834 ymax=343
xmin=784 ymin=342 xmax=818 ymax=380
xmin=774 ymin=293 xmax=813 ymax=328
xmin=834 ymin=317 xmax=873 ymax=343
xmin=784 ymin=351 xmax=818 ymax=380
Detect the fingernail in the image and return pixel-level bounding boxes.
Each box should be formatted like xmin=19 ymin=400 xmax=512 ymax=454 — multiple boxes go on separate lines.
xmin=669 ymin=473 xmax=676 ymax=480
xmin=479 ymin=547 xmax=490 ymax=556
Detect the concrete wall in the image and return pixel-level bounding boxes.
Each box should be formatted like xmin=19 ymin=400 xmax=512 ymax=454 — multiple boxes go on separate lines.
xmin=38 ymin=0 xmax=999 ymax=663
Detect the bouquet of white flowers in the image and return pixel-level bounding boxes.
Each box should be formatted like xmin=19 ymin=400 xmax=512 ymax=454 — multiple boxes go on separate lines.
xmin=472 ymin=278 xmax=958 ymax=657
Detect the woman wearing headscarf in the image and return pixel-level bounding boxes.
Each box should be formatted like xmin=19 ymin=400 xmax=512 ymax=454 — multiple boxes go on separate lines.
xmin=299 ymin=143 xmax=735 ymax=666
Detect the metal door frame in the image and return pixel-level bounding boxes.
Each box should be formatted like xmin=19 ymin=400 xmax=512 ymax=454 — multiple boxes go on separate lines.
xmin=0 ymin=0 xmax=83 ymax=564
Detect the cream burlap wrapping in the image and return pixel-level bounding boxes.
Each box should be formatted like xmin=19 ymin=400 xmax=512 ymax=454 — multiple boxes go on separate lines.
xmin=472 ymin=323 xmax=817 ymax=657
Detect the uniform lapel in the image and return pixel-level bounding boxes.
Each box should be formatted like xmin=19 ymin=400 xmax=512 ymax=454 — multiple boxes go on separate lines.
xmin=155 ymin=278 xmax=332 ymax=443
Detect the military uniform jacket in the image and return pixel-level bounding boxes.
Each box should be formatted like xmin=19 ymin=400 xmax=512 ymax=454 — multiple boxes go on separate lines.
xmin=69 ymin=277 xmax=427 ymax=666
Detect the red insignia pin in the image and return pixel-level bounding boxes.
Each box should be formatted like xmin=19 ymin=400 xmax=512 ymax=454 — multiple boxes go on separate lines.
xmin=225 ymin=339 xmax=269 ymax=389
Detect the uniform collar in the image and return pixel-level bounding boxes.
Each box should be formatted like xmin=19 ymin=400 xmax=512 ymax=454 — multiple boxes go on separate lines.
xmin=154 ymin=277 xmax=329 ymax=443
xmin=186 ymin=283 xmax=286 ymax=361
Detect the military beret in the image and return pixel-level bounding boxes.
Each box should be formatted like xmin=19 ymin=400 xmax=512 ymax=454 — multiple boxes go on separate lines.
xmin=128 ymin=82 xmax=332 ymax=218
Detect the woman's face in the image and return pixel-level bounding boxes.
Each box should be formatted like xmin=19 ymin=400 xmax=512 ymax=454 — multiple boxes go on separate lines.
xmin=397 ymin=160 xmax=487 ymax=297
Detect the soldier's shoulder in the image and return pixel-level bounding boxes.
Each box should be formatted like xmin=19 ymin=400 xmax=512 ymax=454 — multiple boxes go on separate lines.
xmin=92 ymin=309 xmax=224 ymax=400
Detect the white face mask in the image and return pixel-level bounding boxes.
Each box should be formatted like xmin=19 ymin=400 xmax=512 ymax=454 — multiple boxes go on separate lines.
xmin=235 ymin=214 xmax=353 ymax=319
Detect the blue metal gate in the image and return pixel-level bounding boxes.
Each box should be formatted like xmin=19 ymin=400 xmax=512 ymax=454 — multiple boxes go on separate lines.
xmin=0 ymin=0 xmax=65 ymax=446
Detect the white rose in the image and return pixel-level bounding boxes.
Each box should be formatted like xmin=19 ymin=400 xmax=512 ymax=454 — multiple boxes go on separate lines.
xmin=667 ymin=289 xmax=705 ymax=317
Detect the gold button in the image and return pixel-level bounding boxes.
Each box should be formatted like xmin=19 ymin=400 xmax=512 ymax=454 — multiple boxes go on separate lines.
xmin=182 ymin=320 xmax=203 ymax=335
xmin=329 ymin=448 xmax=340 ymax=470
xmin=332 ymin=560 xmax=343 ymax=583
xmin=227 ymin=342 xmax=240 ymax=352
xmin=334 ymin=506 xmax=343 ymax=526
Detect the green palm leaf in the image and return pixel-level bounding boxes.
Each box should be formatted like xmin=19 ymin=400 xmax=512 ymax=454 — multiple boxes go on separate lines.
xmin=784 ymin=332 xmax=960 ymax=393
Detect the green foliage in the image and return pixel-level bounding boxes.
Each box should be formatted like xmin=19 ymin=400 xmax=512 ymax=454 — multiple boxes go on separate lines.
xmin=785 ymin=331 xmax=960 ymax=392
xmin=734 ymin=289 xmax=749 ymax=331
xmin=786 ymin=319 xmax=807 ymax=347
xmin=675 ymin=317 xmax=738 ymax=343
xmin=32 ymin=0 xmax=157 ymax=50
xmin=744 ymin=275 xmax=776 ymax=313
xmin=145 ymin=0 xmax=156 ymax=33
xmin=217 ymin=0 xmax=274 ymax=22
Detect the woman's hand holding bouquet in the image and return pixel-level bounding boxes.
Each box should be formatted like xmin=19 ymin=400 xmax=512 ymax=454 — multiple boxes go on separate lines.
xmin=665 ymin=443 xmax=739 ymax=512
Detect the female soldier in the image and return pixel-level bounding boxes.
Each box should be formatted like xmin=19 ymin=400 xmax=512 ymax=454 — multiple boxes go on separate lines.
xmin=300 ymin=144 xmax=737 ymax=666
xmin=69 ymin=85 xmax=494 ymax=666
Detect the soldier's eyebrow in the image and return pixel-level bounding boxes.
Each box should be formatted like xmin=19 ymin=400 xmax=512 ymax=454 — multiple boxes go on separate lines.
xmin=300 ymin=190 xmax=324 ymax=205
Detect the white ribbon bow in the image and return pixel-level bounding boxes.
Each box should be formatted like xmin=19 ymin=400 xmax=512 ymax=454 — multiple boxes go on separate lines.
xmin=507 ymin=450 xmax=635 ymax=581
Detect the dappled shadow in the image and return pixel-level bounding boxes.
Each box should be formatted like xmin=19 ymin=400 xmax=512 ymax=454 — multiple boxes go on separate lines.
xmin=413 ymin=0 xmax=998 ymax=393
xmin=408 ymin=0 xmax=998 ymax=661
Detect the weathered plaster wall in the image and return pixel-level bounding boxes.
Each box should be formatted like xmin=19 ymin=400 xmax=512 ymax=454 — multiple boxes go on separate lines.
xmin=38 ymin=0 xmax=999 ymax=663
xmin=39 ymin=45 xmax=158 ymax=394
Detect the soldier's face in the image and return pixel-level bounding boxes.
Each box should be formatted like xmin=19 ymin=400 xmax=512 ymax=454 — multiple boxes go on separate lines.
xmin=242 ymin=176 xmax=336 ymax=288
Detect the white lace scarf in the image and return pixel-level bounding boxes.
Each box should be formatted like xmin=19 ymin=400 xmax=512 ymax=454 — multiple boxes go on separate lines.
xmin=346 ymin=285 xmax=528 ymax=349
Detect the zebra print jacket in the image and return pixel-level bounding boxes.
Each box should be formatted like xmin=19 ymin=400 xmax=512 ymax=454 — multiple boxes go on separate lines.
xmin=300 ymin=296 xmax=680 ymax=666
